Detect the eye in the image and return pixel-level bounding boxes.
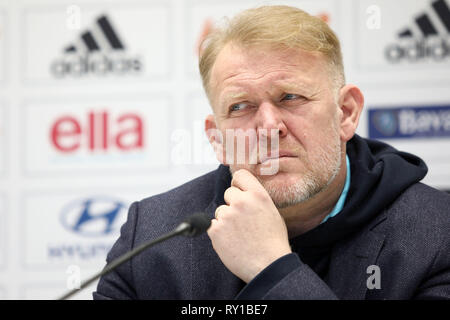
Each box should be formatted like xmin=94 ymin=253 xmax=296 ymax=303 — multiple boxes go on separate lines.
xmin=230 ymin=102 xmax=248 ymax=112
xmin=281 ymin=93 xmax=301 ymax=101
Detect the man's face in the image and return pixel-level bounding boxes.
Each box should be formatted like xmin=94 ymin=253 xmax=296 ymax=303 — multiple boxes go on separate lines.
xmin=208 ymin=43 xmax=344 ymax=208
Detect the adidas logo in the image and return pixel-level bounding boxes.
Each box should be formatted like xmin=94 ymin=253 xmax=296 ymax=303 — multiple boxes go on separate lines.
xmin=385 ymin=0 xmax=450 ymax=63
xmin=50 ymin=14 xmax=143 ymax=78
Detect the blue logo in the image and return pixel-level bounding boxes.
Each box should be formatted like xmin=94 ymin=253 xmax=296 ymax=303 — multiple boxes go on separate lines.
xmin=60 ymin=196 xmax=127 ymax=237
xmin=369 ymin=104 xmax=450 ymax=139
xmin=372 ymin=110 xmax=398 ymax=137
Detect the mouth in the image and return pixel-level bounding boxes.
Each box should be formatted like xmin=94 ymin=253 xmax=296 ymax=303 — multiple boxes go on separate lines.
xmin=259 ymin=151 xmax=297 ymax=164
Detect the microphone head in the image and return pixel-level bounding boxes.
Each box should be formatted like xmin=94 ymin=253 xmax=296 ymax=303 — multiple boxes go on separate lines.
xmin=183 ymin=212 xmax=211 ymax=237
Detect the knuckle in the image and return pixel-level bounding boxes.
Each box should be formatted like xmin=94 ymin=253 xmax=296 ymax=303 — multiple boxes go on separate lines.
xmin=207 ymin=220 xmax=219 ymax=235
xmin=224 ymin=188 xmax=232 ymax=199
xmin=233 ymin=169 xmax=247 ymax=179
xmin=215 ymin=205 xmax=228 ymax=219
xmin=217 ymin=204 xmax=227 ymax=213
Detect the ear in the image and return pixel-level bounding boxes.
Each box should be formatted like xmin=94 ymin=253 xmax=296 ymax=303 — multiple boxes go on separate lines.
xmin=338 ymin=84 xmax=364 ymax=142
xmin=205 ymin=114 xmax=226 ymax=164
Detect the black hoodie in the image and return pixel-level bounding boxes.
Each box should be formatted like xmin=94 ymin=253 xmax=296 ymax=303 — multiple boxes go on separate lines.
xmin=212 ymin=134 xmax=428 ymax=298
xmin=290 ymin=134 xmax=428 ymax=276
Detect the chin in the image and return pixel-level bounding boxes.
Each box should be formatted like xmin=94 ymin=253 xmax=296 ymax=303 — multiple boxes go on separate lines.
xmin=228 ymin=160 xmax=337 ymax=207
xmin=261 ymin=175 xmax=311 ymax=204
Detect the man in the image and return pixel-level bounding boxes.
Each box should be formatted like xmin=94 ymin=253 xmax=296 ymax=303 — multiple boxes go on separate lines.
xmin=94 ymin=6 xmax=450 ymax=299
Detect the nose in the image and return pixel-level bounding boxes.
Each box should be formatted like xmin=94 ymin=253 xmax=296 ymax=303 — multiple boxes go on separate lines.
xmin=255 ymin=101 xmax=288 ymax=138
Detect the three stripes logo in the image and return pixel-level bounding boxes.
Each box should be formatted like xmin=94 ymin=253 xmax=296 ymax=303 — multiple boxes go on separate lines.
xmin=385 ymin=0 xmax=450 ymax=63
xmin=51 ymin=14 xmax=143 ymax=78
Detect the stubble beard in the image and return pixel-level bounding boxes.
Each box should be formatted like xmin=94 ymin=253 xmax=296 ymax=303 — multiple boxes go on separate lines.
xmin=262 ymin=137 xmax=342 ymax=209
xmin=229 ymin=122 xmax=343 ymax=209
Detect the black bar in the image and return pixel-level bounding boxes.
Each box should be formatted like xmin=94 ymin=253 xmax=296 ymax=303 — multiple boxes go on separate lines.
xmin=0 ymin=300 xmax=446 ymax=317
xmin=432 ymin=0 xmax=450 ymax=33
xmin=81 ymin=31 xmax=100 ymax=51
xmin=398 ymin=29 xmax=413 ymax=38
xmin=415 ymin=13 xmax=438 ymax=37
xmin=97 ymin=15 xmax=124 ymax=50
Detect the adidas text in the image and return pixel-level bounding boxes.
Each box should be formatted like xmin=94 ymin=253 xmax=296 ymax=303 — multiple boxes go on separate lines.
xmin=51 ymin=52 xmax=142 ymax=78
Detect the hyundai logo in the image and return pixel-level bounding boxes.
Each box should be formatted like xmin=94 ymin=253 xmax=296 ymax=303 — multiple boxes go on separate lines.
xmin=60 ymin=196 xmax=127 ymax=237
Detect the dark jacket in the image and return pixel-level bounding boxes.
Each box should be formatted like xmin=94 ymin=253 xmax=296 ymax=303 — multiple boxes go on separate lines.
xmin=93 ymin=135 xmax=450 ymax=299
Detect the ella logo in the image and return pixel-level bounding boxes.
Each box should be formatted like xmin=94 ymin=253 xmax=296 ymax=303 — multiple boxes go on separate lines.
xmin=60 ymin=196 xmax=127 ymax=237
xmin=50 ymin=110 xmax=144 ymax=153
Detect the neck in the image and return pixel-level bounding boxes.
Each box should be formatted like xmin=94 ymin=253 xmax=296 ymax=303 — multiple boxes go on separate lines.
xmin=280 ymin=152 xmax=348 ymax=239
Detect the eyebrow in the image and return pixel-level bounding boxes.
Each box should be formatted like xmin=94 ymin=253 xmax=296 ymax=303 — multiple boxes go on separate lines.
xmin=273 ymin=81 xmax=311 ymax=93
xmin=221 ymin=91 xmax=248 ymax=102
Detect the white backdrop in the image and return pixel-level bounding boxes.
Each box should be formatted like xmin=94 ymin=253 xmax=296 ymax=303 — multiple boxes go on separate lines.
xmin=0 ymin=0 xmax=449 ymax=300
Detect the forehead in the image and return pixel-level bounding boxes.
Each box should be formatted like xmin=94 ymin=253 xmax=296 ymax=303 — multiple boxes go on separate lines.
xmin=210 ymin=43 xmax=328 ymax=93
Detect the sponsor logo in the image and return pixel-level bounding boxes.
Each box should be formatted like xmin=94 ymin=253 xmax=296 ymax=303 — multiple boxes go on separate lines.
xmin=371 ymin=110 xmax=398 ymax=137
xmin=50 ymin=110 xmax=144 ymax=153
xmin=23 ymin=191 xmax=153 ymax=266
xmin=46 ymin=195 xmax=128 ymax=261
xmin=386 ymin=0 xmax=450 ymax=63
xmin=51 ymin=14 xmax=142 ymax=78
xmin=23 ymin=99 xmax=170 ymax=174
xmin=47 ymin=242 xmax=113 ymax=261
xmin=59 ymin=196 xmax=126 ymax=237
xmin=369 ymin=104 xmax=450 ymax=139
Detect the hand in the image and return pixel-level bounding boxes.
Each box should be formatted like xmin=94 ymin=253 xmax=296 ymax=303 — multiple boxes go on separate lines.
xmin=207 ymin=169 xmax=292 ymax=283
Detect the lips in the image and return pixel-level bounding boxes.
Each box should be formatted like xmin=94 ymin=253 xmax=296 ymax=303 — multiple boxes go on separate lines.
xmin=259 ymin=151 xmax=296 ymax=164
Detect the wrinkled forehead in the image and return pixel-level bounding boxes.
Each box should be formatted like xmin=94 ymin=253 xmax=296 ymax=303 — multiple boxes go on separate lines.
xmin=209 ymin=43 xmax=331 ymax=101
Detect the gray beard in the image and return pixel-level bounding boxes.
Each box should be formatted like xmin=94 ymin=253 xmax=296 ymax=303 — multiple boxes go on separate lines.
xmin=229 ymin=138 xmax=343 ymax=209
xmin=263 ymin=151 xmax=342 ymax=209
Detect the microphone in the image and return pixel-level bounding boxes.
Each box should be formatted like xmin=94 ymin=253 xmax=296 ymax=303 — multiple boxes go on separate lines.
xmin=58 ymin=212 xmax=211 ymax=300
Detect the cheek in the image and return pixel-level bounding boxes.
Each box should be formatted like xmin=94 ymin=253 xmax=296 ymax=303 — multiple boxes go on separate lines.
xmin=284 ymin=110 xmax=338 ymax=150
xmin=216 ymin=125 xmax=257 ymax=166
xmin=221 ymin=116 xmax=255 ymax=130
xmin=284 ymin=116 xmax=313 ymax=144
xmin=220 ymin=119 xmax=258 ymax=147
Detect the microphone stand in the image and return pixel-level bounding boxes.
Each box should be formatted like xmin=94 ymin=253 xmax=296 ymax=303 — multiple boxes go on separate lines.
xmin=58 ymin=222 xmax=191 ymax=300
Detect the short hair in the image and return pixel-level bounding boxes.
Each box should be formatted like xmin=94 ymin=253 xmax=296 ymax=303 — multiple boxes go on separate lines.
xmin=199 ymin=5 xmax=345 ymax=101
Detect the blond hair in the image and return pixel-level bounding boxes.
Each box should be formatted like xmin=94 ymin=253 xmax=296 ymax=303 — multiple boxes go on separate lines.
xmin=199 ymin=5 xmax=345 ymax=100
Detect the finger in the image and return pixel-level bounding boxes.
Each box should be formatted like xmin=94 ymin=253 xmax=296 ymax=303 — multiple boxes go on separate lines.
xmin=214 ymin=204 xmax=228 ymax=220
xmin=223 ymin=186 xmax=243 ymax=205
xmin=231 ymin=169 xmax=265 ymax=192
xmin=206 ymin=218 xmax=219 ymax=238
